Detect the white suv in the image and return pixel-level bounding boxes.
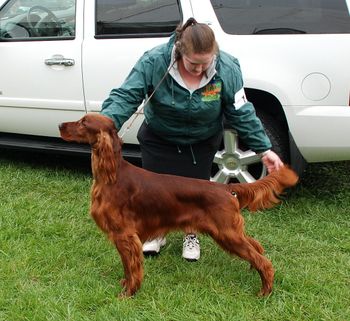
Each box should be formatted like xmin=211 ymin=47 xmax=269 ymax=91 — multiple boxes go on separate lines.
xmin=0 ymin=0 xmax=350 ymax=183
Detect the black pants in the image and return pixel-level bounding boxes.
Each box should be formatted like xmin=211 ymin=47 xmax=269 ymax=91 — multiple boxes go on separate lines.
xmin=137 ymin=122 xmax=222 ymax=180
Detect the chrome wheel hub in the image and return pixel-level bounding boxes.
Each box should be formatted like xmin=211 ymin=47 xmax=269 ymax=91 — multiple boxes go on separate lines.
xmin=211 ymin=129 xmax=267 ymax=184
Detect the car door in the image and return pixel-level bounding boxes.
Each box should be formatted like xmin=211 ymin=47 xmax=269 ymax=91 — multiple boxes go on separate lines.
xmin=0 ymin=0 xmax=85 ymax=137
xmin=82 ymin=0 xmax=193 ymax=145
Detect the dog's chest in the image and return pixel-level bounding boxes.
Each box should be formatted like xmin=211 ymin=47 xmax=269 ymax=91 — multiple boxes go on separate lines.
xmin=90 ymin=185 xmax=112 ymax=233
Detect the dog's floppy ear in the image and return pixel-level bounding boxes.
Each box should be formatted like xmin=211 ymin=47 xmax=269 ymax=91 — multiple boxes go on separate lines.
xmin=93 ymin=130 xmax=117 ymax=184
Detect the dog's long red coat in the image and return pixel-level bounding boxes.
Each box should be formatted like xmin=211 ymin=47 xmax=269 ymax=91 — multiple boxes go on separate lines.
xmin=59 ymin=113 xmax=298 ymax=297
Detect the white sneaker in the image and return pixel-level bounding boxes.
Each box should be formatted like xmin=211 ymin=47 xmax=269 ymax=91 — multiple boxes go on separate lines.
xmin=142 ymin=237 xmax=166 ymax=255
xmin=182 ymin=234 xmax=200 ymax=261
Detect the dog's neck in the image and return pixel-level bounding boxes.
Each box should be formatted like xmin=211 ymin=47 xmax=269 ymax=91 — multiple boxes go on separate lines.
xmin=91 ymin=131 xmax=122 ymax=184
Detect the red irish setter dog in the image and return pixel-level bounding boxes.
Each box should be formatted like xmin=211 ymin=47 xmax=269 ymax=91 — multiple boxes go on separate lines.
xmin=59 ymin=113 xmax=298 ymax=298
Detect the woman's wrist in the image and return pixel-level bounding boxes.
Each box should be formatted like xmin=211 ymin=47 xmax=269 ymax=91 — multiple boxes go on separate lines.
xmin=259 ymin=149 xmax=271 ymax=158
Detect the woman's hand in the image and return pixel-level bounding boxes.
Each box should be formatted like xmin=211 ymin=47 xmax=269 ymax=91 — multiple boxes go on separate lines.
xmin=261 ymin=150 xmax=284 ymax=173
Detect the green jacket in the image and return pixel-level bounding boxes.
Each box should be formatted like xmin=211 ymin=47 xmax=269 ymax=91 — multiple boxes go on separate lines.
xmin=101 ymin=34 xmax=271 ymax=153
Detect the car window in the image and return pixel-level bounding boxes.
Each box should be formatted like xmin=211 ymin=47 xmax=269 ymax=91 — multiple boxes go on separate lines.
xmin=211 ymin=0 xmax=350 ymax=34
xmin=95 ymin=0 xmax=181 ymax=38
xmin=0 ymin=0 xmax=76 ymax=40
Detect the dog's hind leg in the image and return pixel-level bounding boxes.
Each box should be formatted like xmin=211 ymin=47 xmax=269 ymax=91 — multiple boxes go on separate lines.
xmin=245 ymin=235 xmax=265 ymax=270
xmin=109 ymin=232 xmax=144 ymax=297
xmin=245 ymin=235 xmax=264 ymax=255
xmin=214 ymin=231 xmax=274 ymax=296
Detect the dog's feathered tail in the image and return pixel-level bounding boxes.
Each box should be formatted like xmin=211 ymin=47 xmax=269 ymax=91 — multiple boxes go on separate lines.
xmin=227 ymin=166 xmax=298 ymax=211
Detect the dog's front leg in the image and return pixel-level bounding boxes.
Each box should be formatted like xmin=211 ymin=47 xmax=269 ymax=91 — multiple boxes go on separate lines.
xmin=109 ymin=232 xmax=144 ymax=298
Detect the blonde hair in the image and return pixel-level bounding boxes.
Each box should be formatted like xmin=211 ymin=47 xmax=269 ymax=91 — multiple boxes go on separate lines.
xmin=175 ymin=18 xmax=218 ymax=59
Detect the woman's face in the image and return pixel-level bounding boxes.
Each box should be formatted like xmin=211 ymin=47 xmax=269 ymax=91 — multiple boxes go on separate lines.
xmin=181 ymin=52 xmax=214 ymax=76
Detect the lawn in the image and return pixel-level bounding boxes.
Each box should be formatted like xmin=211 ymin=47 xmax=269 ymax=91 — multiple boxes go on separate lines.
xmin=1 ymin=150 xmax=349 ymax=321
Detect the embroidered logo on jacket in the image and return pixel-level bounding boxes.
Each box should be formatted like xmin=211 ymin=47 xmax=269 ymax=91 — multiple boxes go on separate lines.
xmin=201 ymin=80 xmax=222 ymax=102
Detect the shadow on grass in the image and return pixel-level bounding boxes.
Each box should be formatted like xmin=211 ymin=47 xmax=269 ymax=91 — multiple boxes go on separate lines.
xmin=0 ymin=148 xmax=92 ymax=174
xmin=295 ymin=161 xmax=350 ymax=202
xmin=0 ymin=145 xmax=143 ymax=173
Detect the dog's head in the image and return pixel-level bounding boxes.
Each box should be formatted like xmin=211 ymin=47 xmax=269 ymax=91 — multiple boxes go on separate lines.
xmin=59 ymin=113 xmax=117 ymax=146
xmin=60 ymin=113 xmax=122 ymax=183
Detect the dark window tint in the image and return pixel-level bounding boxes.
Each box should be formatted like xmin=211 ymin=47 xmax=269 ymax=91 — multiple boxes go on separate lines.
xmin=211 ymin=0 xmax=350 ymax=34
xmin=96 ymin=0 xmax=181 ymax=38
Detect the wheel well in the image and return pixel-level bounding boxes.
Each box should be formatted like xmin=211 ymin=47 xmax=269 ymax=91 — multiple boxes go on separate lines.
xmin=246 ymin=87 xmax=290 ymax=161
xmin=245 ymin=88 xmax=307 ymax=175
xmin=245 ymin=88 xmax=288 ymax=132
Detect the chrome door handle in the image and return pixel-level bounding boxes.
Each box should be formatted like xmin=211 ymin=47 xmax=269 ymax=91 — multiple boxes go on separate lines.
xmin=45 ymin=54 xmax=75 ymax=67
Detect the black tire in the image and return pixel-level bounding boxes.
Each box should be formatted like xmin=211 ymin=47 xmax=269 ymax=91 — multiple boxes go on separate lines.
xmin=257 ymin=109 xmax=289 ymax=163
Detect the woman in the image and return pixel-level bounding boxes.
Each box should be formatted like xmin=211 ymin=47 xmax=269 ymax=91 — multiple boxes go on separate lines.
xmin=101 ymin=18 xmax=283 ymax=261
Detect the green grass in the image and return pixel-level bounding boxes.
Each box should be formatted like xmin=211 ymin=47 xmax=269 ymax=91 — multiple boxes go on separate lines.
xmin=1 ymin=150 xmax=349 ymax=321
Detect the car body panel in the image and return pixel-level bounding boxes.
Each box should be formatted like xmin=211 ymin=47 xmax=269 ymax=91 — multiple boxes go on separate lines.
xmin=190 ymin=0 xmax=350 ymax=163
xmin=0 ymin=0 xmax=350 ymax=167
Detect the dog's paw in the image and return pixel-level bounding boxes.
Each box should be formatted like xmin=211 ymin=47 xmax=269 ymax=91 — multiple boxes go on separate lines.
xmin=118 ymin=279 xmax=137 ymax=298
xmin=120 ymin=278 xmax=127 ymax=288
xmin=117 ymin=291 xmax=133 ymax=299
xmin=257 ymin=287 xmax=273 ymax=297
